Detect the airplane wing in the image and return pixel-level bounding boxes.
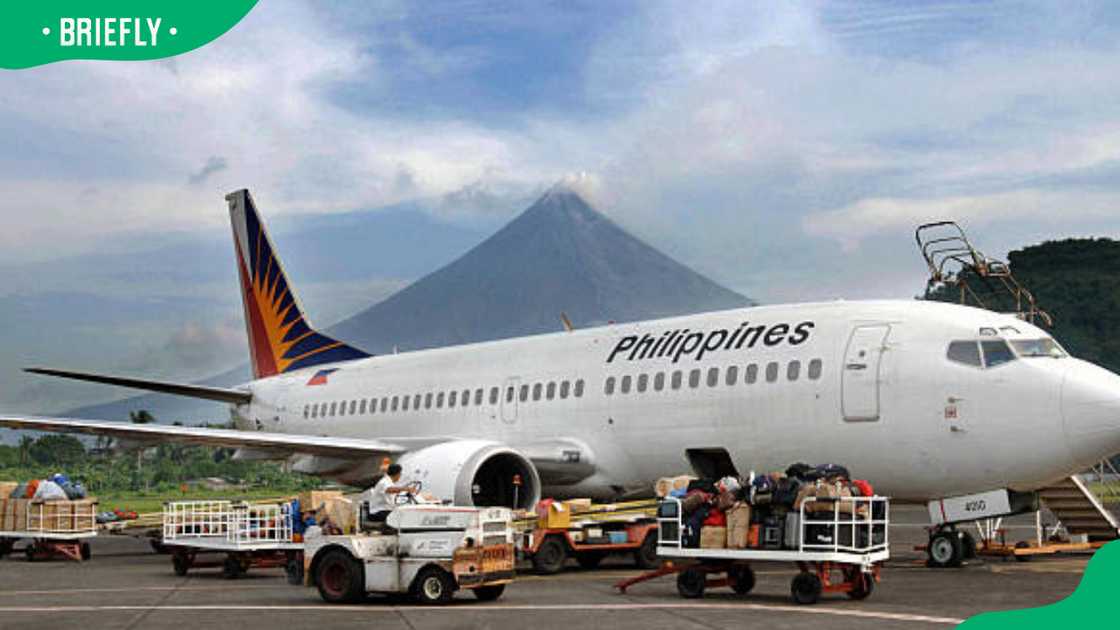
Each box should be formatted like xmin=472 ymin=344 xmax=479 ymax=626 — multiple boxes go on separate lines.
xmin=0 ymin=415 xmax=407 ymax=460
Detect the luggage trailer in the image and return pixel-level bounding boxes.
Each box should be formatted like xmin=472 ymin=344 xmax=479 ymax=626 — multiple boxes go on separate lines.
xmin=617 ymin=496 xmax=890 ymax=605
xmin=161 ymin=500 xmax=303 ymax=580
xmin=0 ymin=501 xmax=99 ymax=562
xmin=518 ymin=499 xmax=661 ymax=574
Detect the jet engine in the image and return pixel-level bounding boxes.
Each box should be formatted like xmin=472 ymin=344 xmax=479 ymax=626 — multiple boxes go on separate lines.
xmin=395 ymin=440 xmax=541 ymax=510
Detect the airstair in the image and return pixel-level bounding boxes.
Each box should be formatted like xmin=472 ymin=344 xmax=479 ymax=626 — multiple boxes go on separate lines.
xmin=1038 ymin=467 xmax=1120 ymax=541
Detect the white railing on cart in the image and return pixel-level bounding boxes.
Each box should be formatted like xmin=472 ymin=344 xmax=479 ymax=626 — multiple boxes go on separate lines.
xmin=163 ymin=501 xmax=293 ymax=546
xmin=656 ymin=495 xmax=889 ymax=555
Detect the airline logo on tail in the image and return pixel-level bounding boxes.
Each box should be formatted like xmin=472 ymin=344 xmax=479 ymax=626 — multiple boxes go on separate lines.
xmin=226 ymin=190 xmax=370 ymax=379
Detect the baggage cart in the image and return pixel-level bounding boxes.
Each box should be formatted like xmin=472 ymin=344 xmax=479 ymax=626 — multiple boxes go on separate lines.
xmin=616 ymin=495 xmax=890 ymax=605
xmin=518 ymin=498 xmax=661 ymax=573
xmin=0 ymin=499 xmax=99 ymax=562
xmin=161 ymin=500 xmax=303 ymax=580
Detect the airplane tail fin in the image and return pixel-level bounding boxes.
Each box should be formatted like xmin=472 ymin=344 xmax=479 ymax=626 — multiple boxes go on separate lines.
xmin=226 ymin=189 xmax=370 ymax=379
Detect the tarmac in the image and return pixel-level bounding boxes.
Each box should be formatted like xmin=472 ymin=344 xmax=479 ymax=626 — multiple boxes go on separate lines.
xmin=0 ymin=505 xmax=1090 ymax=630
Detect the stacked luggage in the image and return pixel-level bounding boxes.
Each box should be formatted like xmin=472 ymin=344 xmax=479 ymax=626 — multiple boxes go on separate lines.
xmin=663 ymin=463 xmax=880 ymax=551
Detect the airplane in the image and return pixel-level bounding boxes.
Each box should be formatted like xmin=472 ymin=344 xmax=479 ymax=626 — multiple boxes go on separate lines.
xmin=3 ymin=188 xmax=1119 ymax=569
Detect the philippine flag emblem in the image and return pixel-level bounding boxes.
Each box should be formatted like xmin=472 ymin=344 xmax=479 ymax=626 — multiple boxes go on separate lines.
xmin=307 ymin=368 xmax=339 ymax=386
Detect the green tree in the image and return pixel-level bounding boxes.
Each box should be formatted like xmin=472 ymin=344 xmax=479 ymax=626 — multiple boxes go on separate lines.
xmin=28 ymin=434 xmax=86 ymax=467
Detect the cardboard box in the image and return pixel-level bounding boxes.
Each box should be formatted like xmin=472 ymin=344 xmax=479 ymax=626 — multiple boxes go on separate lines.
xmin=0 ymin=481 xmax=19 ymax=499
xmin=320 ymin=497 xmax=355 ymax=534
xmin=726 ymin=503 xmax=751 ymax=549
xmin=700 ymin=526 xmax=727 ymax=549
xmin=299 ymin=490 xmax=344 ymax=513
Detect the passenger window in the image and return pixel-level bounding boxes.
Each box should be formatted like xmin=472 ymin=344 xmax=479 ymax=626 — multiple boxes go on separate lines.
xmin=449 ymin=391 xmax=457 ymax=407
xmin=310 ymin=405 xmax=317 ymax=419
xmin=981 ymin=340 xmax=1016 ymax=368
xmin=338 ymin=402 xmax=346 ymax=417
xmin=808 ymin=359 xmax=822 ymax=380
xmin=605 ymin=377 xmax=616 ymax=395
xmin=745 ymin=364 xmax=758 ymax=384
xmin=414 ymin=394 xmax=421 ymax=410
xmin=546 ymin=382 xmax=556 ymax=400
xmin=560 ymin=381 xmax=570 ymax=399
xmin=725 ymin=365 xmax=739 ymax=386
xmin=671 ymin=370 xmax=683 ymax=390
xmin=621 ymin=375 xmax=632 ymax=394
xmin=707 ymin=367 xmax=719 ymax=387
xmin=303 ymin=405 xmax=309 ymax=419
xmin=425 ymin=393 xmax=433 ymax=409
xmin=533 ymin=383 xmax=542 ymax=401
xmin=437 ymin=392 xmax=445 ymax=408
xmin=329 ymin=402 xmax=337 ymax=416
xmin=654 ymin=372 xmax=665 ymax=391
xmin=788 ymin=361 xmax=800 ymax=381
xmin=947 ymin=341 xmax=982 ymax=367
xmin=380 ymin=398 xmax=388 ymax=413
xmin=462 ymin=389 xmax=471 ymax=406
xmin=506 ymin=387 xmax=514 ymax=403
xmin=475 ymin=389 xmax=484 ymax=405
xmin=637 ymin=374 xmax=648 ymax=393
xmin=520 ymin=385 xmax=529 ymax=402
xmin=765 ymin=362 xmax=779 ymax=383
xmin=689 ymin=369 xmax=701 ymax=388
xmin=490 ymin=387 xmax=499 ymax=404
xmin=574 ymin=379 xmax=584 ymax=397
xmin=402 ymin=396 xmax=410 ymax=411
xmin=359 ymin=400 xmax=367 ymax=414
xmin=350 ymin=400 xmax=357 ymax=415
xmin=391 ymin=396 xmax=399 ymax=411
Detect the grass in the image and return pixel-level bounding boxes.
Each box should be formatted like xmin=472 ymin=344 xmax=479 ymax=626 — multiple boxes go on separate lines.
xmin=96 ymin=487 xmax=303 ymax=515
xmin=1087 ymin=483 xmax=1120 ymax=505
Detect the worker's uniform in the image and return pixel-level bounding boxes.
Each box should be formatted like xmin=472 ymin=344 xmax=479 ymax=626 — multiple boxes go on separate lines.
xmin=362 ymin=475 xmax=397 ymax=523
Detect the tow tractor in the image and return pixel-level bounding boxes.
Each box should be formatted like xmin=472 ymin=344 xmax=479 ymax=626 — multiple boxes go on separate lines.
xmin=303 ymin=498 xmax=516 ymax=605
xmin=617 ymin=494 xmax=890 ymax=605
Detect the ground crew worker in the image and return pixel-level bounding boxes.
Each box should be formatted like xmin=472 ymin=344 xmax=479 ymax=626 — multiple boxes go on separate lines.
xmin=362 ymin=464 xmax=420 ymax=525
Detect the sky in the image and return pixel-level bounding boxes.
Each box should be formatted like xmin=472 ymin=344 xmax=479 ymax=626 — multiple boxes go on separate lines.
xmin=1 ymin=0 xmax=1119 ymax=413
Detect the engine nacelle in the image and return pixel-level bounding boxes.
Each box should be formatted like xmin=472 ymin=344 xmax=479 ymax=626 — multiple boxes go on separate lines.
xmin=396 ymin=440 xmax=541 ymax=510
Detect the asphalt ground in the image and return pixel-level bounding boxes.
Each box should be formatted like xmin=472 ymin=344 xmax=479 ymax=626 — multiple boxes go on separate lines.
xmin=0 ymin=505 xmax=1092 ymax=630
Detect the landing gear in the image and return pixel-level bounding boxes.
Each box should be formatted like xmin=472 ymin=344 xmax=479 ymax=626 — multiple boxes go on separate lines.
xmin=927 ymin=530 xmax=964 ymax=568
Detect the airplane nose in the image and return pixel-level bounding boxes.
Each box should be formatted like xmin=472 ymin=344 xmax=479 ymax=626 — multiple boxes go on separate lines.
xmin=1061 ymin=361 xmax=1120 ymax=465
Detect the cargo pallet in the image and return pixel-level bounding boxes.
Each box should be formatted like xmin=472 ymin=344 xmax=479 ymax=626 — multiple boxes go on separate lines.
xmin=617 ymin=496 xmax=889 ymax=605
xmin=162 ymin=500 xmax=303 ymax=580
xmin=0 ymin=500 xmax=98 ymax=562
xmin=517 ymin=499 xmax=661 ymax=574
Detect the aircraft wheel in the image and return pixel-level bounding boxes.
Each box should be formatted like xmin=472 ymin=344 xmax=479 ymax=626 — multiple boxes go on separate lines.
xmin=927 ymin=531 xmax=963 ymax=568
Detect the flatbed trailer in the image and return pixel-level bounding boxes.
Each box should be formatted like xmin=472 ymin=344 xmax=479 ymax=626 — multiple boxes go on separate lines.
xmin=516 ymin=499 xmax=661 ymax=573
xmin=0 ymin=500 xmax=98 ymax=562
xmin=162 ymin=500 xmax=303 ymax=579
xmin=617 ymin=496 xmax=890 ymax=605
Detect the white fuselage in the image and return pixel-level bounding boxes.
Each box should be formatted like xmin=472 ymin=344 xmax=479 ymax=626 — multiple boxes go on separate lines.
xmin=234 ymin=299 xmax=1120 ymax=502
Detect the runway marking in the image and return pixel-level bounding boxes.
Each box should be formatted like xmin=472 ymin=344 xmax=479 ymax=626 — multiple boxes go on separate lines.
xmin=0 ymin=602 xmax=963 ymax=624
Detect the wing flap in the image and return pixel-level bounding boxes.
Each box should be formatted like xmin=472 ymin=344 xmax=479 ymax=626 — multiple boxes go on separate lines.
xmin=0 ymin=416 xmax=404 ymax=460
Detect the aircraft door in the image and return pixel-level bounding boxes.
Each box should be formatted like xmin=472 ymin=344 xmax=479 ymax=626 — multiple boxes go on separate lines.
xmin=842 ymin=324 xmax=890 ymax=421
xmin=500 ymin=376 xmax=520 ymax=425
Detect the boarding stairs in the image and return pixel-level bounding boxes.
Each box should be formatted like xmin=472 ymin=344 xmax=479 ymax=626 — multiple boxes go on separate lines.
xmin=1037 ymin=468 xmax=1120 ymax=541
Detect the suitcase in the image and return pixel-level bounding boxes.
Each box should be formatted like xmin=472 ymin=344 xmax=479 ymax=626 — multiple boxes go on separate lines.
xmin=715 ymin=491 xmax=737 ymax=511
xmin=681 ymin=490 xmax=711 ymax=514
xmin=761 ymin=516 xmax=784 ymax=549
xmin=784 ymin=513 xmax=801 ymax=549
xmin=657 ymin=500 xmax=680 ymax=519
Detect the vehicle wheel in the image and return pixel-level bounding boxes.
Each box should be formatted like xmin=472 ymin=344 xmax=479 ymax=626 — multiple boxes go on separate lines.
xmin=847 ymin=571 xmax=874 ymax=600
xmin=1014 ymin=541 xmax=1033 ymax=562
xmin=315 ymin=549 xmax=365 ymax=604
xmin=222 ymin=555 xmax=244 ymax=579
xmin=286 ymin=558 xmax=305 ymax=585
xmin=576 ymin=552 xmax=606 ymax=570
xmin=791 ymin=572 xmax=823 ymax=605
xmin=80 ymin=542 xmax=92 ymax=561
xmin=728 ymin=565 xmax=755 ymax=595
xmin=531 ymin=536 xmax=568 ymax=575
xmin=676 ymin=568 xmax=706 ymax=599
xmin=172 ymin=554 xmax=190 ymax=576
xmin=634 ymin=532 xmax=660 ymax=570
xmin=961 ymin=531 xmax=978 ymax=560
xmin=473 ymin=584 xmax=506 ymax=601
xmin=411 ymin=566 xmax=455 ymax=605
xmin=927 ymin=531 xmax=963 ymax=568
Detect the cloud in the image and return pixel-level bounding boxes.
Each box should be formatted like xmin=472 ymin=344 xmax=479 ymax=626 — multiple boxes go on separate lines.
xmin=188 ymin=156 xmax=229 ymax=185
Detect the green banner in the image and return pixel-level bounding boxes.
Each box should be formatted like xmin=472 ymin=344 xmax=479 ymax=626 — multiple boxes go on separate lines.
xmin=0 ymin=1 xmax=259 ymax=70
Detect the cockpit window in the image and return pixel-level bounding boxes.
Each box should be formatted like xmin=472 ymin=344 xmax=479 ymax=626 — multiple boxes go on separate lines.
xmin=1009 ymin=338 xmax=1067 ymax=359
xmin=947 ymin=341 xmax=982 ymax=367
xmin=980 ymin=340 xmax=1016 ymax=367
